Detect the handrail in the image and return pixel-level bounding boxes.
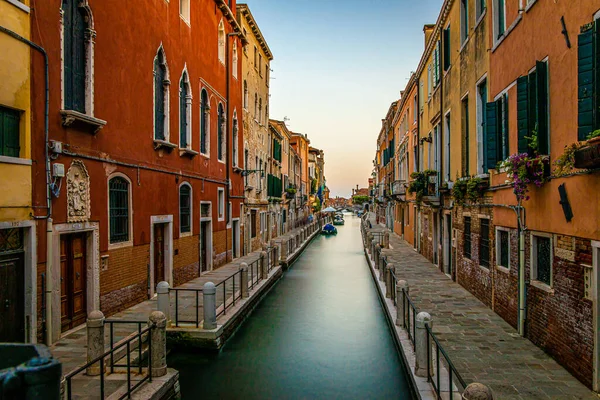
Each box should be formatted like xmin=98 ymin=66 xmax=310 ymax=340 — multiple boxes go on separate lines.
xmin=401 ymin=288 xmax=417 ymax=351
xmin=247 ymin=258 xmax=260 ymax=290
xmin=426 ymin=323 xmax=467 ymax=398
xmin=64 ymin=323 xmax=155 ymax=400
xmin=105 ymin=319 xmax=146 ymax=374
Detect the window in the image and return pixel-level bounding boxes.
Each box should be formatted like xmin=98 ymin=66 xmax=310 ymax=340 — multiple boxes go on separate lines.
xmin=217 ymin=103 xmax=224 ymax=161
xmin=258 ymin=98 xmax=262 ymax=124
xmin=227 ymin=202 xmax=232 ymax=226
xmin=427 ymin=65 xmax=432 ymax=97
xmin=232 ymin=42 xmax=238 ymax=79
xmin=578 ymin=21 xmax=600 ymax=140
xmin=253 ymin=46 xmax=258 ymax=69
xmin=109 ymin=176 xmax=130 ymax=244
xmin=266 ymin=64 xmax=270 ymax=86
xmin=218 ymin=21 xmax=225 ymax=64
xmin=460 ymin=0 xmax=469 ymax=44
xmin=494 ymin=0 xmax=506 ymax=40
xmin=444 ymin=113 xmax=451 ymax=181
xmin=476 ymin=0 xmax=486 ymax=20
xmin=179 ymin=0 xmax=190 ymax=22
xmin=154 ymin=47 xmax=169 ymax=141
xmin=180 ymin=184 xmax=191 ymax=234
xmin=254 ymin=94 xmax=258 ymax=118
xmin=479 ymin=218 xmax=490 ymax=268
xmin=413 ymin=95 xmax=418 ymax=122
xmin=476 ymin=79 xmax=487 ymax=174
xmin=433 ymin=42 xmax=440 ymax=86
xmin=484 ymin=93 xmax=509 ymax=170
xmin=63 ymin=0 xmax=94 ymax=114
xmin=179 ymin=69 xmax=191 ymax=149
xmin=259 ymin=54 xmax=263 ymax=77
xmin=517 ymin=61 xmax=549 ymax=155
xmin=243 ymin=80 xmax=248 ymax=109
xmin=443 ymin=26 xmax=451 ymax=71
xmin=462 ymin=96 xmax=470 ymax=176
xmin=0 ymin=106 xmax=21 ymax=157
xmin=201 ymin=203 xmax=211 ymax=218
xmin=532 ymin=234 xmax=552 ymax=286
xmin=464 ymin=216 xmax=472 ymax=259
xmin=200 ymin=89 xmax=209 ymax=155
xmin=218 ymin=188 xmax=225 ymax=221
xmin=232 ymin=114 xmax=238 ymax=167
xmin=496 ymin=228 xmax=510 ymax=269
xmin=251 ymin=209 xmax=257 ymax=238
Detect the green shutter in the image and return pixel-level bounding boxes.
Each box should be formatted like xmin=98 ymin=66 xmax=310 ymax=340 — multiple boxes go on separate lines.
xmin=0 ymin=107 xmax=21 ymax=158
xmin=154 ymin=58 xmax=165 ymax=141
xmin=498 ymin=0 xmax=505 ymax=37
xmin=484 ymin=102 xmax=499 ymax=170
xmin=200 ymin=90 xmax=207 ymax=152
xmin=517 ymin=76 xmax=529 ymax=154
xmin=578 ymin=26 xmax=595 ymax=140
xmin=536 ymin=61 xmax=549 ymax=154
xmin=443 ymin=27 xmax=451 ymax=71
xmin=180 ymin=78 xmax=187 ymax=148
xmin=501 ymin=95 xmax=508 ymax=160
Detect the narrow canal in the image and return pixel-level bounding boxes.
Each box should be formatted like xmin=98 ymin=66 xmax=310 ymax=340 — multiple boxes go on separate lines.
xmin=168 ymin=214 xmax=414 ymax=399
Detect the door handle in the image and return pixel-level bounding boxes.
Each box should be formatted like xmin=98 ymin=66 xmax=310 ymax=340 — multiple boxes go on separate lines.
xmin=4 ymin=299 xmax=9 ymax=308
xmin=76 ymin=272 xmax=80 ymax=279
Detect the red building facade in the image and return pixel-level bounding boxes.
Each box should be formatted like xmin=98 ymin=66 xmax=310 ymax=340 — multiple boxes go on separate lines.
xmin=31 ymin=0 xmax=245 ymax=343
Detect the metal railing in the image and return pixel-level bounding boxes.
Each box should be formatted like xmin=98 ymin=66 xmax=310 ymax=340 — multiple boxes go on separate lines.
xmin=268 ymin=246 xmax=277 ymax=273
xmin=105 ymin=320 xmax=146 ymax=373
xmin=247 ymin=258 xmax=261 ymax=290
xmin=170 ymin=287 xmax=203 ymax=327
xmin=64 ymin=323 xmax=155 ymax=400
xmin=401 ymin=288 xmax=417 ymax=351
xmin=426 ymin=324 xmax=467 ymax=399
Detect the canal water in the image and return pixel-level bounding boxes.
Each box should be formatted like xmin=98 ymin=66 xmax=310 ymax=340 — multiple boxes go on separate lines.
xmin=168 ymin=214 xmax=414 ymax=399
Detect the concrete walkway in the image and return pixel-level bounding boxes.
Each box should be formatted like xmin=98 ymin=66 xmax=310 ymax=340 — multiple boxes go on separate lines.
xmin=365 ymin=213 xmax=597 ymax=399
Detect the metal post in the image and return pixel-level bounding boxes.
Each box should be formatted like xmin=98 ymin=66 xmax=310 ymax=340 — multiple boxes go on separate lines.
xmin=156 ymin=281 xmax=170 ymax=325
xmin=415 ymin=312 xmax=432 ymax=377
xmin=240 ymin=263 xmax=249 ymax=298
xmin=203 ymin=282 xmax=217 ymax=330
xmin=260 ymin=251 xmax=268 ymax=279
xmin=148 ymin=311 xmax=167 ymax=377
xmin=86 ymin=310 xmax=105 ymax=376
xmin=396 ymin=280 xmax=408 ymax=326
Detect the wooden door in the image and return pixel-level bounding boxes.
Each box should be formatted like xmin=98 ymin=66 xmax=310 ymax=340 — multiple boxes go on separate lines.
xmin=154 ymin=224 xmax=165 ymax=284
xmin=60 ymin=233 xmax=87 ymax=332
xmin=200 ymin=222 xmax=208 ymax=272
xmin=0 ymin=252 xmax=25 ymax=342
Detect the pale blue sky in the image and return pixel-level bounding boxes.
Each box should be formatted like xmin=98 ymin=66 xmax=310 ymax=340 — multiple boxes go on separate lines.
xmin=245 ymin=0 xmax=444 ymax=198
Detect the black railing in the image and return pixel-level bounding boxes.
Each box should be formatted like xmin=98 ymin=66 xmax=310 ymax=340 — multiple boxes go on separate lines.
xmin=105 ymin=320 xmax=146 ymax=373
xmin=247 ymin=258 xmax=261 ymax=290
xmin=268 ymin=246 xmax=277 ymax=273
xmin=371 ymin=231 xmax=384 ymax=244
xmin=401 ymin=289 xmax=417 ymax=351
xmin=64 ymin=323 xmax=155 ymax=400
xmin=390 ymin=268 xmax=398 ymax=306
xmin=426 ymin=324 xmax=467 ymax=399
xmin=170 ymin=287 xmax=203 ymax=328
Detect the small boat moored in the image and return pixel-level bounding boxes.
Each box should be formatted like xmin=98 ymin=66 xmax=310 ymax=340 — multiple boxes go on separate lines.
xmin=333 ymin=217 xmax=344 ymax=226
xmin=321 ymin=223 xmax=338 ymax=235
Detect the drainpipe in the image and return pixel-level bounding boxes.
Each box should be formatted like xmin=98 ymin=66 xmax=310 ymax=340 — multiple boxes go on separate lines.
xmin=226 ymin=31 xmax=240 ymax=262
xmin=0 ymin=25 xmax=52 ymax=344
xmin=517 ymin=201 xmax=526 ymax=336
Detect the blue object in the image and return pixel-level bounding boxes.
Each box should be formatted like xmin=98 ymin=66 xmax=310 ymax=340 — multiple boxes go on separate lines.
xmin=321 ymin=224 xmax=337 ymax=235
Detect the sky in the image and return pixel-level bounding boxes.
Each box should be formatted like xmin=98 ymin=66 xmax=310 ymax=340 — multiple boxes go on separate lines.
xmin=245 ymin=0 xmax=444 ymax=198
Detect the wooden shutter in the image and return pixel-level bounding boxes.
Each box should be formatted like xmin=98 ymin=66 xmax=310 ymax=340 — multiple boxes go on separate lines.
xmin=516 ymin=76 xmax=529 ymax=154
xmin=578 ymin=26 xmax=595 ymax=140
xmin=501 ymin=95 xmax=508 ymax=160
xmin=200 ymin=91 xmax=207 ymax=153
xmin=0 ymin=108 xmax=21 ymax=158
xmin=180 ymin=78 xmax=187 ymax=148
xmin=443 ymin=27 xmax=451 ymax=71
xmin=484 ymin=102 xmax=499 ymax=171
xmin=154 ymin=59 xmax=165 ymax=141
xmin=536 ymin=61 xmax=549 ymax=154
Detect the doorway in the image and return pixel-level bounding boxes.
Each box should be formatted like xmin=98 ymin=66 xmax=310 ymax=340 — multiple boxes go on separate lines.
xmin=443 ymin=213 xmax=452 ymax=276
xmin=0 ymin=228 xmax=25 ymax=341
xmin=153 ymin=224 xmax=165 ymax=284
xmin=60 ymin=233 xmax=87 ymax=332
xmin=432 ymin=213 xmax=439 ymax=266
xmin=200 ymin=220 xmax=212 ymax=273
xmin=232 ymin=219 xmax=240 ymax=259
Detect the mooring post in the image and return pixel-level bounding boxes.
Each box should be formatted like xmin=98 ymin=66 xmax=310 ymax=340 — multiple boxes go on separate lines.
xmin=203 ymin=282 xmax=217 ymax=330
xmin=149 ymin=311 xmax=167 ymax=377
xmin=415 ymin=312 xmax=432 ymax=377
xmin=374 ymin=244 xmax=380 ymax=269
xmin=396 ymin=280 xmax=408 ymax=326
xmin=379 ymin=254 xmax=386 ymax=282
xmin=462 ymin=383 xmax=495 ymax=399
xmin=280 ymin=239 xmax=288 ymax=262
xmin=240 ymin=263 xmax=249 ymax=298
xmin=86 ymin=310 xmax=105 ymax=376
xmin=261 ymin=251 xmax=268 ymax=279
xmin=385 ymin=263 xmax=393 ymax=299
xmin=156 ymin=281 xmax=170 ymax=325
xmin=384 ymin=232 xmax=390 ymax=249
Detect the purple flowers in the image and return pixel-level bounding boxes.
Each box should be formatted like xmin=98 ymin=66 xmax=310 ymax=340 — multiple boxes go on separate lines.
xmin=500 ymin=153 xmax=549 ymax=202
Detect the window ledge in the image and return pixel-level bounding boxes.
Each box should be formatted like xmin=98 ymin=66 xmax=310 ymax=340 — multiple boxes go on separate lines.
xmin=495 ymin=265 xmax=510 ymax=274
xmin=245 ymin=185 xmax=254 ymax=191
xmin=530 ymin=280 xmax=554 ymax=294
xmin=4 ymin=0 xmax=30 ymax=13
xmin=180 ymin=231 xmax=192 ymax=238
xmin=478 ymin=264 xmax=491 ymax=273
xmin=108 ymin=240 xmax=133 ymax=251
xmin=179 ymin=148 xmax=199 ymax=158
xmin=459 ymin=37 xmax=470 ymax=53
xmin=491 ymin=14 xmax=522 ymax=53
xmin=474 ymin=9 xmax=487 ymax=30
xmin=0 ymin=155 xmax=32 ymax=166
xmin=61 ymin=110 xmax=107 ymax=134
xmin=153 ymin=139 xmax=177 ymax=151
xmin=524 ymin=0 xmax=538 ymax=13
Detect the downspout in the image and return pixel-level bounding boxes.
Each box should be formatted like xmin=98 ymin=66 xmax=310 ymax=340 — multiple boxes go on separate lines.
xmin=225 ymin=32 xmax=230 ymax=262
xmin=0 ymin=25 xmax=52 ymax=344
xmin=517 ymin=201 xmax=526 ymax=336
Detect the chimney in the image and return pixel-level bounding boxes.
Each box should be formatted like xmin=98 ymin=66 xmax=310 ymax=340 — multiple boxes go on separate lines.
xmin=423 ymin=24 xmax=435 ymax=50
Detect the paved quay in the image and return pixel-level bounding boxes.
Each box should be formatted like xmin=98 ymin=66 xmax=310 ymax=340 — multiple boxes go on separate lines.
xmin=365 ymin=213 xmax=597 ymax=400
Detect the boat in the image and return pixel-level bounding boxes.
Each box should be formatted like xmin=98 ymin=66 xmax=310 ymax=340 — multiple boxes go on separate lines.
xmin=333 ymin=216 xmax=345 ymax=225
xmin=321 ymin=223 xmax=337 ymax=235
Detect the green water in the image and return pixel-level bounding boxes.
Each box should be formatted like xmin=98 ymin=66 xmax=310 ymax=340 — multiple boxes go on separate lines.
xmin=168 ymin=215 xmax=414 ymax=399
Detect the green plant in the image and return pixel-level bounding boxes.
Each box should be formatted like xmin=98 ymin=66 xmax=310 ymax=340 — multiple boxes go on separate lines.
xmin=587 ymin=129 xmax=600 ymax=140
xmin=553 ymin=142 xmax=585 ymax=177
xmin=466 ymin=177 xmax=485 ymax=202
xmin=499 ymin=153 xmax=549 ymax=201
xmin=525 ymin=126 xmax=539 ymax=154
xmin=408 ymin=172 xmax=430 ymax=204
xmin=451 ymin=178 xmax=468 ymax=205
xmin=352 ymin=195 xmax=370 ymax=205
xmin=285 ymin=186 xmax=297 ymax=195
xmin=423 ymin=169 xmax=437 ymax=176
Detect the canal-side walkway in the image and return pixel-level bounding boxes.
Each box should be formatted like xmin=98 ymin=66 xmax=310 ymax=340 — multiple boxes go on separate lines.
xmin=51 ymin=220 xmax=322 ymax=399
xmin=364 ymin=213 xmax=596 ymax=399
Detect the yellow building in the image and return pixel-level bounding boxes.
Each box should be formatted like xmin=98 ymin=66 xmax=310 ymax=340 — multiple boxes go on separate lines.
xmin=0 ymin=0 xmax=37 ymax=343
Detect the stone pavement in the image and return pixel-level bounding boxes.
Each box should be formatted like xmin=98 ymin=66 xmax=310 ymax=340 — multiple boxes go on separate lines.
xmin=365 ymin=213 xmax=597 ymax=399
xmin=51 ymin=221 xmax=317 ymax=398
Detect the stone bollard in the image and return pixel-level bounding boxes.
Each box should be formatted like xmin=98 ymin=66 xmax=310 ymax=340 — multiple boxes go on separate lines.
xmin=203 ymin=282 xmax=217 ymax=330
xmin=240 ymin=263 xmax=249 ymax=298
xmin=415 ymin=312 xmax=433 ymax=378
xmin=261 ymin=251 xmax=268 ymax=278
xmin=379 ymin=255 xmax=386 ymax=282
xmin=280 ymin=240 xmax=288 ymax=262
xmin=374 ymin=244 xmax=380 ymax=269
xmin=86 ymin=310 xmax=105 ymax=376
xmin=384 ymin=232 xmax=390 ymax=249
xmin=385 ymin=263 xmax=393 ymax=299
xmin=462 ymin=383 xmax=494 ymax=400
xmin=148 ymin=311 xmax=167 ymax=377
xmin=273 ymin=245 xmax=280 ymax=267
xmin=367 ymin=233 xmax=373 ymax=251
xmin=156 ymin=281 xmax=170 ymax=325
xmin=396 ymin=280 xmax=408 ymax=326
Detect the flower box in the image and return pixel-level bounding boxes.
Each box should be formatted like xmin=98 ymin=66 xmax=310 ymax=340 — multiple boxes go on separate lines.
xmin=574 ymin=141 xmax=600 ymax=169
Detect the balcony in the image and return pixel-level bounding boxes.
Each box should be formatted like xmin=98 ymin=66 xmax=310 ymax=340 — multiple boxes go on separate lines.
xmin=391 ymin=180 xmax=407 ymax=200
xmin=422 ymin=181 xmax=440 ymax=207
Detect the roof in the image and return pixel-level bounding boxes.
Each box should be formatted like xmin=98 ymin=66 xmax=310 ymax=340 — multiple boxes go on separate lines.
xmin=237 ymin=4 xmax=273 ymax=60
xmin=214 ymin=0 xmax=248 ymax=45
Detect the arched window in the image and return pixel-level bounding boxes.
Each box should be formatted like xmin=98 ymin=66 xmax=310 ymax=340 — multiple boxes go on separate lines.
xmin=179 ymin=69 xmax=192 ymax=149
xmin=218 ymin=103 xmax=225 ymax=161
xmin=180 ymin=0 xmax=190 ymax=22
xmin=154 ymin=47 xmax=170 ymax=141
xmin=258 ymin=98 xmax=262 ymax=124
xmin=200 ymin=89 xmax=209 ymax=155
xmin=232 ymin=41 xmax=238 ymax=79
xmin=180 ymin=184 xmax=191 ymax=234
xmin=243 ymin=81 xmax=248 ymax=109
xmin=218 ymin=20 xmax=225 ymax=64
xmin=232 ymin=112 xmax=238 ymax=167
xmin=63 ymin=0 xmax=95 ymax=114
xmin=109 ymin=176 xmax=130 ymax=244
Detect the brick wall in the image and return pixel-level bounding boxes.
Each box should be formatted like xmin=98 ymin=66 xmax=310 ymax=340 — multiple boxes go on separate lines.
xmin=173 ymin=235 xmax=200 ymax=287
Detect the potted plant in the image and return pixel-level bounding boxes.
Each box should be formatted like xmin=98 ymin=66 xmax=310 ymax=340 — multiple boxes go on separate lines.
xmin=499 ymin=153 xmax=549 ymax=201
xmin=451 ymin=177 xmax=468 ymax=205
